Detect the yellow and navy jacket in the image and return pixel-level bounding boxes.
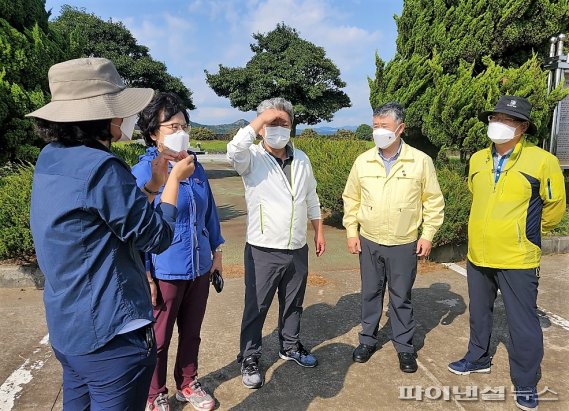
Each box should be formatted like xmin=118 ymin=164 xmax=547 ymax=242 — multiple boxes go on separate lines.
xmin=467 ymin=138 xmax=566 ymax=269
xmin=342 ymin=143 xmax=444 ymax=245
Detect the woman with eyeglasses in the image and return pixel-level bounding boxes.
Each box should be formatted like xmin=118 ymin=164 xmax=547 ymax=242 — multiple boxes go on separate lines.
xmin=132 ymin=92 xmax=224 ymax=411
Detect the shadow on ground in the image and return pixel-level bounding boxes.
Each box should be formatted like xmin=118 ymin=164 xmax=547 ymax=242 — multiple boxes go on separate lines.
xmin=369 ymin=282 xmax=467 ymax=354
xmin=196 ymin=293 xmax=360 ymax=410
xmin=216 ymin=204 xmax=247 ymax=222
xmin=197 ymin=283 xmax=468 ymax=410
xmin=167 ymin=281 xmax=555 ymax=410
xmin=206 ymin=169 xmax=239 ymax=180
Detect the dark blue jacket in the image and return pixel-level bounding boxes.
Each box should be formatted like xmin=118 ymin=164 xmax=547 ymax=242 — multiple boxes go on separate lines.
xmin=131 ymin=147 xmax=224 ymax=280
xmin=30 ymin=142 xmax=178 ymax=355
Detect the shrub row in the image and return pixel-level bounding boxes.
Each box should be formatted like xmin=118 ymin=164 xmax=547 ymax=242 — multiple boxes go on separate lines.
xmin=111 ymin=142 xmax=146 ymax=167
xmin=0 ymin=139 xmax=564 ymax=261
xmin=0 ymin=165 xmax=35 ymax=260
xmin=295 ymin=138 xmax=472 ymax=246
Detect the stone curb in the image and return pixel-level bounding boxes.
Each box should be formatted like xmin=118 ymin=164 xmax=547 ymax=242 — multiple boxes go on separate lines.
xmin=2 ymin=236 xmax=568 ymax=289
xmin=0 ymin=264 xmax=45 ymax=289
xmin=429 ymin=236 xmax=569 ymax=263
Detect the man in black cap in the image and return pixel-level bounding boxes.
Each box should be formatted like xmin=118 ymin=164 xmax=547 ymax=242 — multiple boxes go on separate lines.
xmin=448 ymin=96 xmax=566 ymax=411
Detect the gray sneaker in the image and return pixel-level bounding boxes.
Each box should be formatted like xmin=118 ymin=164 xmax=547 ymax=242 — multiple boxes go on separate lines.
xmin=241 ymin=356 xmax=263 ymax=389
xmin=146 ymin=393 xmax=169 ymax=411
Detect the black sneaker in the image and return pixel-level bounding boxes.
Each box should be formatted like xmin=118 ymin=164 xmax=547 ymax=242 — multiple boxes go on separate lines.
xmin=279 ymin=343 xmax=318 ymax=367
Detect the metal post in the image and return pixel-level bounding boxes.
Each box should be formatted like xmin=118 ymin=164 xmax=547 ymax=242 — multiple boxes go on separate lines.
xmin=549 ymin=34 xmax=566 ymax=154
xmin=545 ymin=37 xmax=558 ymax=150
xmin=547 ymin=37 xmax=558 ymax=93
xmin=554 ymin=34 xmax=566 ymax=87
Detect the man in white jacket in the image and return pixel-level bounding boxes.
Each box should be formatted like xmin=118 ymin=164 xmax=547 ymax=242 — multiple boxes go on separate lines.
xmin=227 ymin=97 xmax=325 ymax=389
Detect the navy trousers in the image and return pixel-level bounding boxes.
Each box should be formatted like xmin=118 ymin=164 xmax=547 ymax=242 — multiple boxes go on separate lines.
xmin=53 ymin=325 xmax=157 ymax=410
xmin=465 ymin=260 xmax=542 ymax=386
xmin=239 ymin=243 xmax=309 ymax=361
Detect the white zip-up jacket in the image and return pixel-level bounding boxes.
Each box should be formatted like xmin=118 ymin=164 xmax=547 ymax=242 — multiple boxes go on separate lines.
xmin=227 ymin=125 xmax=321 ymax=250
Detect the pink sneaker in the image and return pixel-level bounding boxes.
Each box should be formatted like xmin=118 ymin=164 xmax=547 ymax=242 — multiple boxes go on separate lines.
xmin=175 ymin=380 xmax=215 ymax=411
xmin=145 ymin=393 xmax=169 ymax=411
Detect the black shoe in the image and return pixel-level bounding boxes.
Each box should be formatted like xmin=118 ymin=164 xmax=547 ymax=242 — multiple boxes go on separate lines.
xmin=398 ymin=352 xmax=418 ymax=373
xmin=352 ymin=343 xmax=377 ymax=363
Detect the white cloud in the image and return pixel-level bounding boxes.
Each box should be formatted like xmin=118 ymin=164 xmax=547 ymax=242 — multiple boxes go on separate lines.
xmin=242 ymin=0 xmax=381 ymax=122
xmin=123 ymin=0 xmax=389 ymax=127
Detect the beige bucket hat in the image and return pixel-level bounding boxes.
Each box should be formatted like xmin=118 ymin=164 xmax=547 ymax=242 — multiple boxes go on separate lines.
xmin=26 ymin=57 xmax=154 ymax=122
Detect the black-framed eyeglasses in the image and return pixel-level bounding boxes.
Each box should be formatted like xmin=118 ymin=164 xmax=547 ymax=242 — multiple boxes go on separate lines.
xmin=160 ymin=122 xmax=191 ymax=133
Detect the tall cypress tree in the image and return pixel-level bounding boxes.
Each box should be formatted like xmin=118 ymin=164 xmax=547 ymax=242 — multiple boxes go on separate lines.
xmin=369 ymin=0 xmax=569 ymax=160
xmin=0 ymin=0 xmax=66 ymax=163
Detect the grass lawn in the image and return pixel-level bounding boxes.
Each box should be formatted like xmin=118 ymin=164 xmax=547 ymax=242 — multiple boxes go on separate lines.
xmin=193 ymin=140 xmax=227 ymax=153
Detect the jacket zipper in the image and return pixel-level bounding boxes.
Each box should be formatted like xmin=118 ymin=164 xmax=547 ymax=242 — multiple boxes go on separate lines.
xmin=259 ymin=204 xmax=264 ymax=234
xmin=287 ymin=160 xmax=295 ymax=249
xmin=185 ymin=183 xmax=199 ymax=279
xmin=547 ymin=178 xmax=552 ymax=199
xmin=261 ymin=148 xmax=296 ymax=248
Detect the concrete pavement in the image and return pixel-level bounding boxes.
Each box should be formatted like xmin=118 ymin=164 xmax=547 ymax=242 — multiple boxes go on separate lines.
xmin=1 ymin=159 xmax=568 ymax=410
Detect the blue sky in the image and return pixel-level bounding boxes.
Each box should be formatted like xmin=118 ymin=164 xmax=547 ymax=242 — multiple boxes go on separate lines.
xmin=45 ymin=0 xmax=403 ymax=128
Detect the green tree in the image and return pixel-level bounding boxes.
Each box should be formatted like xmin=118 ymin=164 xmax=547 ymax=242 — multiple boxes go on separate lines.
xmin=369 ymin=0 xmax=569 ymax=160
xmin=191 ymin=127 xmax=216 ymax=141
xmin=334 ymin=129 xmax=356 ymax=140
xmin=205 ymin=23 xmax=351 ymax=135
xmin=50 ymin=6 xmax=194 ymax=108
xmin=0 ymin=0 xmax=66 ymax=163
xmin=299 ymin=128 xmax=319 ymax=138
xmin=355 ymin=123 xmax=372 ymax=140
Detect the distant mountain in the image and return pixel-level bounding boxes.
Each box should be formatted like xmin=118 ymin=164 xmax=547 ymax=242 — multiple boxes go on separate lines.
xmin=190 ymin=119 xmax=249 ymax=134
xmin=190 ymin=119 xmax=357 ymax=136
xmin=297 ymin=125 xmax=358 ymax=135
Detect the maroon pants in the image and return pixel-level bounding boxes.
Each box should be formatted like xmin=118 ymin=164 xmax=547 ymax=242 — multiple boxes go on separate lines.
xmin=148 ymin=274 xmax=210 ymax=401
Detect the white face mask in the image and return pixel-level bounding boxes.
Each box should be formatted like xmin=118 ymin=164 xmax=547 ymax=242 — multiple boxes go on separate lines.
xmin=162 ymin=130 xmax=189 ymax=159
xmin=117 ymin=114 xmax=138 ymax=141
xmin=487 ymin=122 xmax=517 ymax=145
xmin=264 ymin=126 xmax=291 ymax=149
xmin=372 ymin=125 xmax=400 ymax=149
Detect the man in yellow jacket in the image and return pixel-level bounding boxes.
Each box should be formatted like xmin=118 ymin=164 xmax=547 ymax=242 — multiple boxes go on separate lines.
xmin=448 ymin=96 xmax=566 ymax=411
xmin=342 ymin=102 xmax=444 ymax=373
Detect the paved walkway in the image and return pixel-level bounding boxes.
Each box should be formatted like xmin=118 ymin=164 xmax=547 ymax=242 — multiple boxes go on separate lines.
xmin=1 ymin=160 xmax=568 ymax=410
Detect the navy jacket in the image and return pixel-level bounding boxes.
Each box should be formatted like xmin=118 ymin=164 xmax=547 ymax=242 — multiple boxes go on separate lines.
xmin=30 ymin=142 xmax=178 ymax=355
xmin=131 ymin=147 xmax=224 ymax=280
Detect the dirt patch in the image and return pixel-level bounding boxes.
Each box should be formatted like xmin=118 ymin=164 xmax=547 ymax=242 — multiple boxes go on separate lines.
xmin=417 ymin=259 xmax=443 ymax=274
xmin=307 ymin=273 xmax=330 ymax=287
xmin=222 ymin=264 xmax=244 ymax=278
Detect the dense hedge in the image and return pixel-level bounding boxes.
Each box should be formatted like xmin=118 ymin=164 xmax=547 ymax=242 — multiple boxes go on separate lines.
xmin=295 ymin=138 xmax=471 ymax=247
xmin=0 ymin=139 xmax=565 ymax=261
xmin=0 ymin=164 xmax=34 ymax=260
xmin=294 ymin=138 xmax=369 ymax=217
xmin=432 ymin=166 xmax=471 ymax=246
xmin=0 ymin=143 xmax=147 ymax=261
xmin=111 ymin=142 xmax=146 ymax=167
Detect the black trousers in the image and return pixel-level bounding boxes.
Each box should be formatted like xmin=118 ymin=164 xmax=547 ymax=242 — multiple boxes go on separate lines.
xmin=358 ymin=236 xmax=418 ymax=353
xmin=238 ymin=243 xmax=309 ymax=361
xmin=465 ymin=260 xmax=542 ymax=386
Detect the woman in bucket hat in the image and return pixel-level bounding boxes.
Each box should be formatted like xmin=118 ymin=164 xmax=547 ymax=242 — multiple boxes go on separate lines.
xmin=28 ymin=57 xmax=196 ymax=410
